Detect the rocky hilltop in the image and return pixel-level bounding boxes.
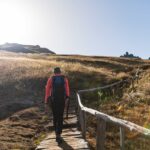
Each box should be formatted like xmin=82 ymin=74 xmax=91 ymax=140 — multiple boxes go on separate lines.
xmin=0 ymin=43 xmax=55 ymax=54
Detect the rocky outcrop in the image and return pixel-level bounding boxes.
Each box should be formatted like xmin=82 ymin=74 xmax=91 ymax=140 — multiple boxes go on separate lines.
xmin=0 ymin=43 xmax=55 ymax=54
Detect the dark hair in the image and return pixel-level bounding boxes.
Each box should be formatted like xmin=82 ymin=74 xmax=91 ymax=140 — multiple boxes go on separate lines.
xmin=54 ymin=67 xmax=61 ymax=74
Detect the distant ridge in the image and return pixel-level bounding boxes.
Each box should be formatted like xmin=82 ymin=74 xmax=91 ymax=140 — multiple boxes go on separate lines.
xmin=0 ymin=43 xmax=55 ymax=54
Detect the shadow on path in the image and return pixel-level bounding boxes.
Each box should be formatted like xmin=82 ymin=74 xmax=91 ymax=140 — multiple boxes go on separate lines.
xmin=58 ymin=138 xmax=74 ymax=150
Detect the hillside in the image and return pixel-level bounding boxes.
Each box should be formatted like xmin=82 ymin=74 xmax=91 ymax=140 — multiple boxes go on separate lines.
xmin=0 ymin=43 xmax=55 ymax=54
xmin=0 ymin=51 xmax=150 ymax=149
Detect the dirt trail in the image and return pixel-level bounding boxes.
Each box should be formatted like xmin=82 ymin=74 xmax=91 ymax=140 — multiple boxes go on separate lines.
xmin=36 ymin=98 xmax=90 ymax=150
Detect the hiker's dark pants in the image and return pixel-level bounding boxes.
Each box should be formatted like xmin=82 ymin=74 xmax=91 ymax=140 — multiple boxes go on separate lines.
xmin=51 ymin=97 xmax=65 ymax=135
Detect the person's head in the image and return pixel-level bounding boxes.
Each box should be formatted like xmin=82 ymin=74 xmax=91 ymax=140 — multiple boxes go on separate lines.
xmin=54 ymin=67 xmax=61 ymax=74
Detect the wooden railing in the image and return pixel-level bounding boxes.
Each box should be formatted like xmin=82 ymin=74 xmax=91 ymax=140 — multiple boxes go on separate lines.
xmin=76 ymin=68 xmax=150 ymax=150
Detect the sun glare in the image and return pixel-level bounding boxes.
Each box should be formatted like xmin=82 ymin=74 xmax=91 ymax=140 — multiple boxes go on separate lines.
xmin=0 ymin=1 xmax=31 ymax=44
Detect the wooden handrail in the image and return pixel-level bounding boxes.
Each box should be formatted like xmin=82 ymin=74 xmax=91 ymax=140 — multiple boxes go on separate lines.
xmin=77 ymin=93 xmax=150 ymax=150
xmin=76 ymin=68 xmax=150 ymax=149
xmin=78 ymin=80 xmax=123 ymax=93
xmin=77 ymin=93 xmax=150 ymax=136
xmin=78 ymin=68 xmax=140 ymax=94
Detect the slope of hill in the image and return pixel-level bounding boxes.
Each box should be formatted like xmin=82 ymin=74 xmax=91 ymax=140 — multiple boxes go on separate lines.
xmin=0 ymin=51 xmax=150 ymax=149
xmin=0 ymin=43 xmax=55 ymax=54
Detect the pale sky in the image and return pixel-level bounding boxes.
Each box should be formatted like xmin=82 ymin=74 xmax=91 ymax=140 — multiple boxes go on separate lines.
xmin=0 ymin=0 xmax=150 ymax=58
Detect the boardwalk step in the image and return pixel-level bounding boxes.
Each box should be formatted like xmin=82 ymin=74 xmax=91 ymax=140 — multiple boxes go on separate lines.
xmin=36 ymin=114 xmax=90 ymax=150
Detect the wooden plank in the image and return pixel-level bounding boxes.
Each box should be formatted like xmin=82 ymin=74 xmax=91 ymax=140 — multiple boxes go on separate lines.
xmin=96 ymin=116 xmax=106 ymax=150
xmin=36 ymin=114 xmax=90 ymax=150
xmin=120 ymin=127 xmax=125 ymax=150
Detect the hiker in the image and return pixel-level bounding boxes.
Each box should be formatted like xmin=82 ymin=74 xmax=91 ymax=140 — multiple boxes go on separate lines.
xmin=45 ymin=67 xmax=70 ymax=144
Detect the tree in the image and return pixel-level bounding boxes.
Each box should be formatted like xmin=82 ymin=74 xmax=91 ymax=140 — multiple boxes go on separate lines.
xmin=120 ymin=51 xmax=141 ymax=59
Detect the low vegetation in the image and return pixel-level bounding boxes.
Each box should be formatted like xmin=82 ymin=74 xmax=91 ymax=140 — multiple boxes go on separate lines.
xmin=0 ymin=51 xmax=150 ymax=149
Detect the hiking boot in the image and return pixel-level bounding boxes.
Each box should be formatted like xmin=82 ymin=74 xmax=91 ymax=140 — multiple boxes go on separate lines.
xmin=56 ymin=134 xmax=63 ymax=144
xmin=57 ymin=137 xmax=63 ymax=144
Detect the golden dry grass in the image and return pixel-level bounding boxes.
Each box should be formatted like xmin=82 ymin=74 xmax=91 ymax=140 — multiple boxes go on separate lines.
xmin=85 ymin=68 xmax=150 ymax=149
xmin=0 ymin=51 xmax=150 ymax=149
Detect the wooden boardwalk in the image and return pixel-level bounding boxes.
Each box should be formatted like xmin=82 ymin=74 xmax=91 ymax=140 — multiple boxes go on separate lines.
xmin=36 ymin=106 xmax=90 ymax=150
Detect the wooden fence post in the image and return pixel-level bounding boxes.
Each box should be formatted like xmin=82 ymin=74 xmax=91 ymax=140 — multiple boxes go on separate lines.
xmin=77 ymin=97 xmax=80 ymax=124
xmin=79 ymin=108 xmax=83 ymax=128
xmin=79 ymin=107 xmax=82 ymax=129
xmin=120 ymin=127 xmax=125 ymax=150
xmin=131 ymin=78 xmax=134 ymax=89
xmin=109 ymin=88 xmax=112 ymax=97
xmin=112 ymin=88 xmax=115 ymax=97
xmin=76 ymin=93 xmax=87 ymax=139
xmin=81 ymin=110 xmax=86 ymax=139
xmin=116 ymin=84 xmax=120 ymax=98
xmin=136 ymin=75 xmax=139 ymax=84
xmin=75 ymin=93 xmax=78 ymax=114
xmin=96 ymin=115 xmax=106 ymax=150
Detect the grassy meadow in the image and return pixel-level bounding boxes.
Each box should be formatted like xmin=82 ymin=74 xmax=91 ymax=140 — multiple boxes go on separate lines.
xmin=0 ymin=51 xmax=150 ymax=149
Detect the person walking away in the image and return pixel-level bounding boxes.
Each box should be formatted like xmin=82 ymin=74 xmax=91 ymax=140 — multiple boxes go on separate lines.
xmin=45 ymin=67 xmax=70 ymax=144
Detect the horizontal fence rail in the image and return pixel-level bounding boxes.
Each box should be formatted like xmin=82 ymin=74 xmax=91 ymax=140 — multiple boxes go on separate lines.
xmin=76 ymin=68 xmax=150 ymax=150
xmin=77 ymin=93 xmax=150 ymax=135
xmin=77 ymin=93 xmax=150 ymax=150
xmin=78 ymin=80 xmax=123 ymax=93
xmin=78 ymin=69 xmax=140 ymax=94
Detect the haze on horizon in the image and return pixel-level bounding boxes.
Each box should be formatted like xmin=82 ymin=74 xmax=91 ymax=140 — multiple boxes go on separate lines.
xmin=0 ymin=0 xmax=150 ymax=59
